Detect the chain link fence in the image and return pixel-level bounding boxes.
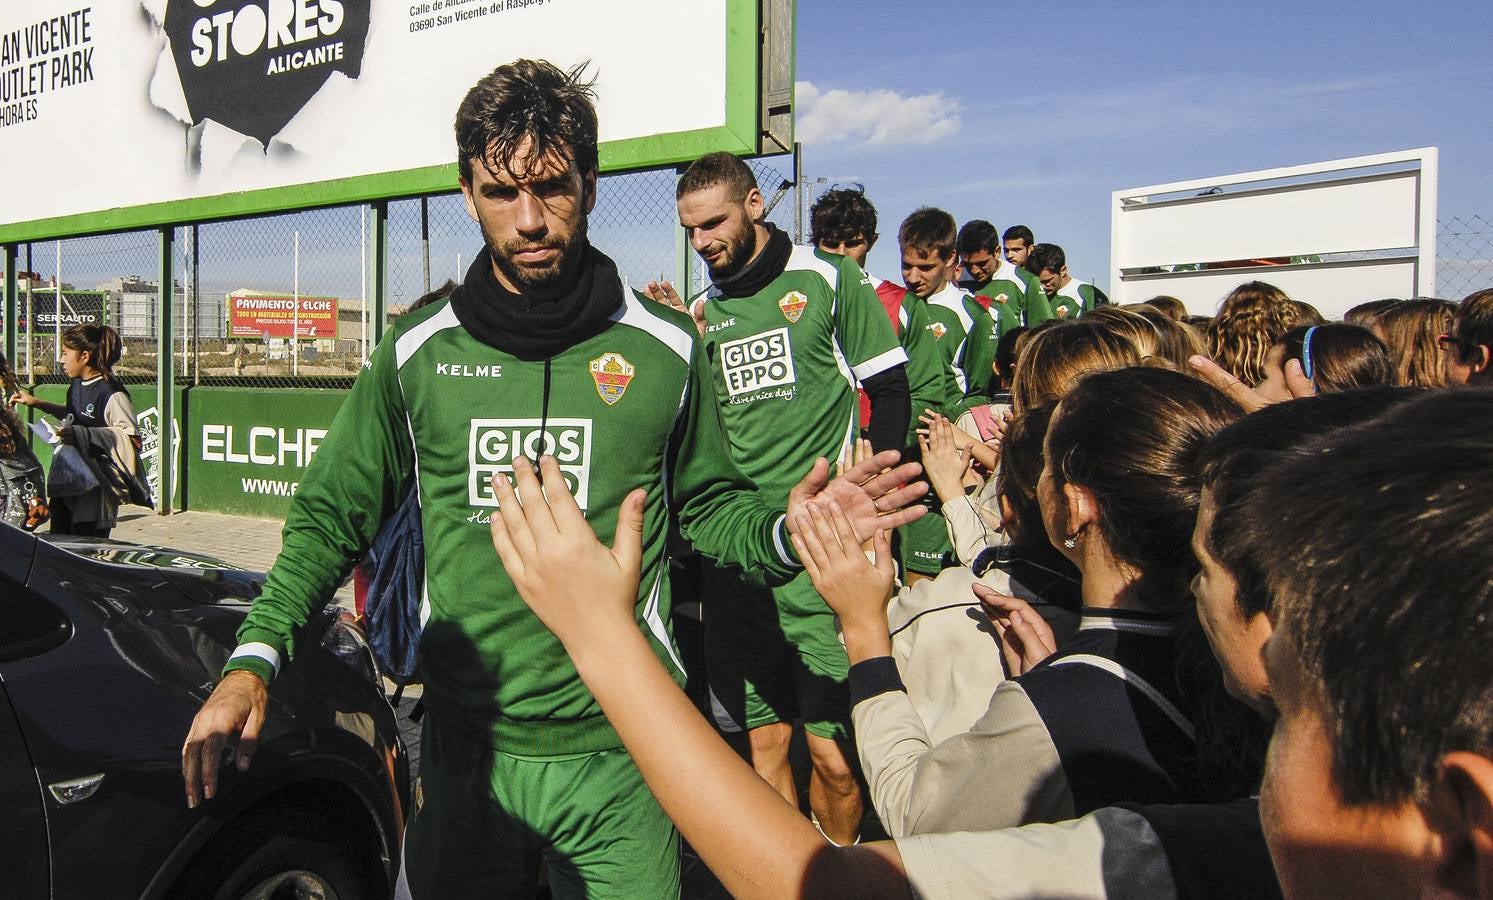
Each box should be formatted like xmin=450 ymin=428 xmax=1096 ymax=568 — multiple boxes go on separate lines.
xmin=5 ymin=154 xmax=799 ymax=391
xmin=1438 ymin=215 xmax=1493 ymax=301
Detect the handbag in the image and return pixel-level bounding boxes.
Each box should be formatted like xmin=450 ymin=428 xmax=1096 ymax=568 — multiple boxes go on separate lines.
xmin=48 ymin=444 xmax=100 ymax=498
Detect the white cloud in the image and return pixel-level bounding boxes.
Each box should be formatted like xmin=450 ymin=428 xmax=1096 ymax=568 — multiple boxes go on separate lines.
xmin=796 ymin=81 xmax=961 ymax=147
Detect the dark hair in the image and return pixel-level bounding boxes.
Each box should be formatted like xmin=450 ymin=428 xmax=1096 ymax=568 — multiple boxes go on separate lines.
xmin=62 ymin=324 xmax=127 ymax=395
xmin=1247 ymin=389 xmax=1493 ymax=806
xmin=409 ymin=280 xmax=458 ymax=313
xmin=455 ymin=59 xmax=598 ymax=184
xmin=956 ymin=219 xmax=999 ymax=257
xmin=1275 ymin=324 xmax=1394 ymax=392
xmin=1003 ymin=225 xmax=1035 ymax=246
xmin=1025 ymin=243 xmax=1066 ymax=276
xmin=1451 ymin=287 xmax=1493 ymax=368
xmin=1343 ymin=297 xmax=1403 ymax=328
xmin=993 ymin=325 xmax=1026 ymax=387
xmin=677 ymin=151 xmax=759 ymax=202
xmin=1197 ymin=388 xmax=1418 ymax=620
xmin=998 ymin=403 xmax=1056 ymax=554
xmin=809 ymin=186 xmax=877 ymax=246
xmin=1047 ymin=368 xmax=1243 ymax=611
xmin=897 ymin=207 xmax=957 ymax=258
xmin=1375 ymin=297 xmax=1456 ymax=388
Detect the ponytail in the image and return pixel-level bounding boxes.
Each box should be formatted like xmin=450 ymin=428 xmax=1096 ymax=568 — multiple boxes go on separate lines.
xmin=62 ymin=324 xmax=129 ymax=395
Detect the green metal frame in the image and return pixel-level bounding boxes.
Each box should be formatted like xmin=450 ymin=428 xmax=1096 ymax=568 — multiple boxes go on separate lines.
xmin=156 ymin=228 xmax=175 ymax=515
xmin=0 ymin=0 xmax=760 ymax=245
xmin=2 ymin=245 xmax=16 ymax=367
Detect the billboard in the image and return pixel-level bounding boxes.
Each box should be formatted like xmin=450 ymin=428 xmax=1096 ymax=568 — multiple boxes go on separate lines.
xmin=15 ymin=290 xmax=106 ymax=331
xmin=1111 ymin=148 xmax=1438 ymax=319
xmin=228 ymin=291 xmax=337 ymax=338
xmin=0 ymin=0 xmax=762 ymax=243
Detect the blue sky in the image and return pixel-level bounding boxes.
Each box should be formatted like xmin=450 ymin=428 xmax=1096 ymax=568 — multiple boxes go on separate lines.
xmin=794 ymin=0 xmax=1493 ymax=291
xmin=26 ymin=1 xmax=1493 ymax=305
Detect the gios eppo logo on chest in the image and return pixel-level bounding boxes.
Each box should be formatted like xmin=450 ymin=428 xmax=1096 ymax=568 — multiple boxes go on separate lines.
xmin=719 ymin=327 xmax=797 ymax=400
xmin=468 ymin=418 xmax=592 ymax=510
xmin=163 ymin=0 xmax=370 ymax=146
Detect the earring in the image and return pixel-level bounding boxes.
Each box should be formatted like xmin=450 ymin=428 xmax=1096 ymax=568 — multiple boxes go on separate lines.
xmin=1063 ymin=536 xmax=1077 ymax=550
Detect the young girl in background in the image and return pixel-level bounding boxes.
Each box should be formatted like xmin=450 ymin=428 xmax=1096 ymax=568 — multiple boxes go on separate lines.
xmin=10 ymin=324 xmax=139 ymax=537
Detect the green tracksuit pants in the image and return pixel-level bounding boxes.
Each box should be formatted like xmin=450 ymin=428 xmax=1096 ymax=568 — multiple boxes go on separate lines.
xmin=402 ymin=711 xmax=680 ymax=898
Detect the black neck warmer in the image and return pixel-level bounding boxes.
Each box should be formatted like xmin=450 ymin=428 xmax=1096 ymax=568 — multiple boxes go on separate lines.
xmin=710 ymin=224 xmax=793 ymax=299
xmin=448 ymin=244 xmax=623 ymax=361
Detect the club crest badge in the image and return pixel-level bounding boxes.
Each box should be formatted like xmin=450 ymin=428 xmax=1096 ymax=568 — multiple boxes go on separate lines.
xmin=589 ymin=353 xmax=635 ymax=406
xmin=994 ymin=292 xmax=1009 ymax=305
xmin=928 ymin=321 xmax=948 ymax=340
xmin=779 ymin=291 xmax=808 ymax=323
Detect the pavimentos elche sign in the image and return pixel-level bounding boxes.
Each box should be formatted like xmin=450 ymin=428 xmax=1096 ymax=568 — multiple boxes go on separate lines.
xmin=0 ymin=0 xmax=756 ymax=242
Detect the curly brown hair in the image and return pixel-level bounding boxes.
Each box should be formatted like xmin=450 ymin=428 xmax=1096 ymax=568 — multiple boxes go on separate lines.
xmin=1206 ymin=281 xmax=1311 ymax=386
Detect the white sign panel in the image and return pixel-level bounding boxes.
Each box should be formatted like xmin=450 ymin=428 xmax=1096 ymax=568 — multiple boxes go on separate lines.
xmin=0 ymin=0 xmax=746 ymax=238
xmin=1111 ymin=148 xmax=1438 ymax=315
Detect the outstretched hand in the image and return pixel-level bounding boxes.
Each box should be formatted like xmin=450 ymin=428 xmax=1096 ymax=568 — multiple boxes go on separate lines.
xmin=488 ymin=456 xmax=645 ymax=648
xmin=791 ymin=499 xmax=895 ymax=664
xmin=916 ymin=412 xmax=971 ymax=504
xmin=786 ymin=449 xmax=927 ymax=548
xmin=976 ymin=584 xmax=1056 ymax=676
xmin=1189 ymin=354 xmax=1312 ymax=412
xmin=643 ymin=279 xmax=705 ymax=336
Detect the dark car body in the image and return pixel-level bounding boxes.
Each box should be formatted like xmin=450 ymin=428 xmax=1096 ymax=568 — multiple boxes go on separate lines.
xmin=0 ymin=525 xmax=409 ymax=899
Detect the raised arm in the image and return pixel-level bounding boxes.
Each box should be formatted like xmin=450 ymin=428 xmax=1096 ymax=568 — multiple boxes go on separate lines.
xmin=488 ymin=456 xmax=912 ymax=900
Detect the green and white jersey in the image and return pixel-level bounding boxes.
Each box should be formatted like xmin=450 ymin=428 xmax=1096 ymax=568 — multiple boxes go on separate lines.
xmin=893 ymin=288 xmax=962 ymax=428
xmin=976 ymin=258 xmax=1054 ymax=335
xmin=700 ymin=246 xmax=906 ymax=502
xmin=1050 ymin=279 xmax=1101 ymax=320
xmin=922 ymin=281 xmax=999 ymax=400
xmin=227 ymin=282 xmax=799 ymax=757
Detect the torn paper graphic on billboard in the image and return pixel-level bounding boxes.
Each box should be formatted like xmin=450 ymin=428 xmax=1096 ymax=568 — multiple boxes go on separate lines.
xmin=143 ymin=1 xmax=370 ymax=151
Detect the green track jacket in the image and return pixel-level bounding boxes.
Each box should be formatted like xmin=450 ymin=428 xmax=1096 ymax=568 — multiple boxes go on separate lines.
xmin=226 ymin=281 xmax=799 ymax=755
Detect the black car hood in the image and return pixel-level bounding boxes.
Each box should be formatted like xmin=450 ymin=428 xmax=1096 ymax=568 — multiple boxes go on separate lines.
xmin=36 ymin=535 xmax=266 ymax=607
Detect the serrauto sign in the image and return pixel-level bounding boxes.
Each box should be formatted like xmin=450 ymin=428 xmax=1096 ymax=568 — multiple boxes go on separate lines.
xmin=0 ymin=0 xmax=763 ymax=243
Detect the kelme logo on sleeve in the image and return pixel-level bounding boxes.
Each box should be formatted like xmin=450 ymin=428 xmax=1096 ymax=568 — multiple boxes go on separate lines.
xmin=720 ymin=328 xmax=796 ymax=399
xmin=162 ymin=0 xmax=372 ymax=147
xmin=778 ymin=290 xmax=807 ymax=324
xmin=468 ymin=419 xmax=592 ymax=510
xmin=589 ymin=353 xmax=635 ymax=406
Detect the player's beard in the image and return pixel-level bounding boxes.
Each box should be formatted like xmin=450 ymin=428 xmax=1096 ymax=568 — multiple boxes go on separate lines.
xmin=704 ymin=219 xmax=759 ymax=280
xmin=490 ymin=216 xmax=589 ymax=292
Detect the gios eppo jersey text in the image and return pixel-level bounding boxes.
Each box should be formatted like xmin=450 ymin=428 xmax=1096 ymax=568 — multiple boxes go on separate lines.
xmin=228 ymin=280 xmax=798 ymax=756
xmin=701 ymin=247 xmax=907 ymax=501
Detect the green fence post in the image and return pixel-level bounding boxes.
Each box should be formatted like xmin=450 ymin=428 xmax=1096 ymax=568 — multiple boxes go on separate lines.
xmin=3 ymin=244 xmax=16 ymax=368
xmin=674 ymin=181 xmax=691 ymax=299
xmin=156 ymin=227 xmax=175 ymax=515
xmin=373 ymin=200 xmax=389 ymax=346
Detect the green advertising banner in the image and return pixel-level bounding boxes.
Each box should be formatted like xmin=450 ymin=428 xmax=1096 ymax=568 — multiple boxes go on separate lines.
xmin=22 ymin=383 xmax=185 ymax=513
xmin=186 ymin=387 xmax=349 ymax=518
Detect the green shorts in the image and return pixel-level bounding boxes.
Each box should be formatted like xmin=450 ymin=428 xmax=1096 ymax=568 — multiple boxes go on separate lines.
xmin=898 ymin=503 xmax=955 ymax=575
xmin=403 ymin=711 xmax=679 ymax=899
xmin=701 ymin=563 xmax=851 ymax=741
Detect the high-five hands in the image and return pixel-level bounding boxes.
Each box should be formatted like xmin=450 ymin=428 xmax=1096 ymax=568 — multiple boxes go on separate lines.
xmin=488 ymin=456 xmax=645 ymax=648
xmin=792 ymin=499 xmax=896 ymax=664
